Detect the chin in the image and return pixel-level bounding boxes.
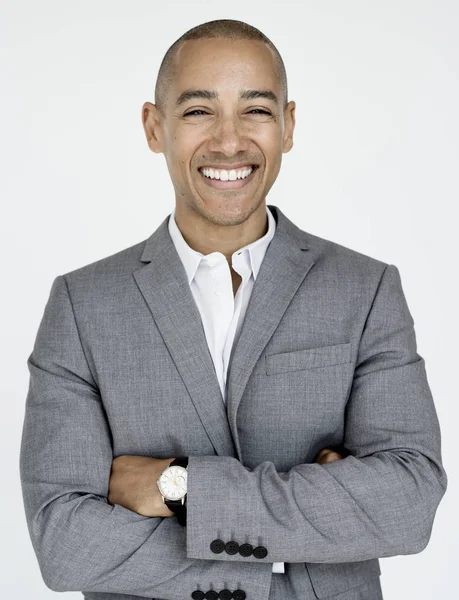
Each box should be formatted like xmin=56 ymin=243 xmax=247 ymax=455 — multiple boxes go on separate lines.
xmin=204 ymin=203 xmax=256 ymax=227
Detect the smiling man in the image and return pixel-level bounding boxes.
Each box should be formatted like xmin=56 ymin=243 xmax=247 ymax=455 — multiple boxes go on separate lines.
xmin=20 ymin=18 xmax=447 ymax=600
xmin=142 ymin=31 xmax=295 ymax=298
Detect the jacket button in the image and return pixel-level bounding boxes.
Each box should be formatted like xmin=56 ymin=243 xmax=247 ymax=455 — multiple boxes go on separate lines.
xmin=191 ymin=591 xmax=205 ymax=600
xmin=253 ymin=545 xmax=268 ymax=559
xmin=233 ymin=590 xmax=246 ymax=600
xmin=218 ymin=590 xmax=232 ymax=600
xmin=238 ymin=543 xmax=253 ymax=557
xmin=225 ymin=540 xmax=239 ymax=555
xmin=204 ymin=591 xmax=219 ymax=600
xmin=210 ymin=539 xmax=225 ymax=554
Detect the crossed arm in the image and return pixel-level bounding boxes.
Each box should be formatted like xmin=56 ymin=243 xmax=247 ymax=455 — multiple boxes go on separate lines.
xmin=106 ymin=448 xmax=344 ymax=518
xmin=19 ymin=266 xmax=448 ymax=598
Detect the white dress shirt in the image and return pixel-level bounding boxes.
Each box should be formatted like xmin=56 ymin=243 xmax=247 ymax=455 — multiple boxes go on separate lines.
xmin=168 ymin=205 xmax=285 ymax=574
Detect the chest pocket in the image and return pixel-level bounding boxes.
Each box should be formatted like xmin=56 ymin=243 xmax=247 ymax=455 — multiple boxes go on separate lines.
xmin=266 ymin=342 xmax=352 ymax=375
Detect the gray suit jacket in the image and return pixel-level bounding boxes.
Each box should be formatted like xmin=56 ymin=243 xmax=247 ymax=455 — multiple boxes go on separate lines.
xmin=19 ymin=204 xmax=447 ymax=600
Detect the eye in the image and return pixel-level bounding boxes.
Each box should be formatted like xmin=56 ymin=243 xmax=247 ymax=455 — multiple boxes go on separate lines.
xmin=183 ymin=109 xmax=272 ymax=117
xmin=183 ymin=109 xmax=207 ymax=117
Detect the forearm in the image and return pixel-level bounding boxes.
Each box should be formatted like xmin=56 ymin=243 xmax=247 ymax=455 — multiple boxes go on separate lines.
xmin=20 ymin=482 xmax=273 ymax=597
xmin=186 ymin=441 xmax=447 ymax=564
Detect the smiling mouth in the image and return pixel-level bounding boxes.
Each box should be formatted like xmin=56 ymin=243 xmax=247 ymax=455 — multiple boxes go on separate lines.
xmin=198 ymin=165 xmax=259 ymax=190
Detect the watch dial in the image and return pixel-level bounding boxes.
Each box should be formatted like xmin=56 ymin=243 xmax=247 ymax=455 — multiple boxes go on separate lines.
xmin=158 ymin=466 xmax=187 ymax=500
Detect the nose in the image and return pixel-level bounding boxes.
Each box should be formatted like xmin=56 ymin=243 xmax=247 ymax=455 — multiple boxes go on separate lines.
xmin=207 ymin=115 xmax=249 ymax=157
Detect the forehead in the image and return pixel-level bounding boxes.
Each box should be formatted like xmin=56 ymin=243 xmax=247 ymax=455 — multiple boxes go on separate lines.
xmin=171 ymin=38 xmax=280 ymax=98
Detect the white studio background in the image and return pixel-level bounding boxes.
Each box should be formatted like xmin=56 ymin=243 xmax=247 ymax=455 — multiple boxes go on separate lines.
xmin=1 ymin=1 xmax=457 ymax=598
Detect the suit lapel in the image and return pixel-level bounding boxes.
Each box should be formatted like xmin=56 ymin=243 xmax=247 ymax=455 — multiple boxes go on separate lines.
xmin=133 ymin=215 xmax=237 ymax=458
xmin=225 ymin=206 xmax=316 ymax=459
xmin=133 ymin=205 xmax=316 ymax=461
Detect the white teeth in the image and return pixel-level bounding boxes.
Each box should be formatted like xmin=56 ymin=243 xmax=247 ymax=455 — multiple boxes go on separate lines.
xmin=200 ymin=166 xmax=254 ymax=180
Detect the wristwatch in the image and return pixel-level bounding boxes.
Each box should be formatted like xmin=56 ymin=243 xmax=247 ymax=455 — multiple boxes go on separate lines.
xmin=157 ymin=456 xmax=188 ymax=526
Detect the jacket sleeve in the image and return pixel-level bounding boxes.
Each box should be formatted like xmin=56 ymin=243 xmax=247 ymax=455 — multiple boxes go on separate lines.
xmin=185 ymin=264 xmax=448 ymax=564
xmin=19 ymin=275 xmax=273 ymax=598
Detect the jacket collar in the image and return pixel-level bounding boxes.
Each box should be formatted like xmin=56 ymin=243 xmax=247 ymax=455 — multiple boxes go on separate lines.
xmin=167 ymin=204 xmax=277 ymax=284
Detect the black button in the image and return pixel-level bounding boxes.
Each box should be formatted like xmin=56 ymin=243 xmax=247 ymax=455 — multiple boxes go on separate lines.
xmin=205 ymin=591 xmax=219 ymax=600
xmin=225 ymin=540 xmax=239 ymax=555
xmin=238 ymin=543 xmax=253 ymax=557
xmin=233 ymin=590 xmax=246 ymax=600
xmin=191 ymin=591 xmax=205 ymax=600
xmin=218 ymin=590 xmax=232 ymax=600
xmin=210 ymin=539 xmax=225 ymax=554
xmin=253 ymin=545 xmax=268 ymax=559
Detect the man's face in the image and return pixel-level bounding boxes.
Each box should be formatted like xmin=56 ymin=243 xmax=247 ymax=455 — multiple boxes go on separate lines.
xmin=143 ymin=37 xmax=295 ymax=226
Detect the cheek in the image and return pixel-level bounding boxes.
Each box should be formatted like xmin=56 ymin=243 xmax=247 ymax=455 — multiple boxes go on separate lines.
xmin=256 ymin=126 xmax=283 ymax=156
xmin=263 ymin=139 xmax=283 ymax=170
xmin=165 ymin=147 xmax=189 ymax=179
xmin=171 ymin=137 xmax=200 ymax=173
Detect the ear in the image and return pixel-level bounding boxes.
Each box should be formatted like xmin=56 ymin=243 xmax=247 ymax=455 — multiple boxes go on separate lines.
xmin=282 ymin=100 xmax=296 ymax=153
xmin=141 ymin=102 xmax=164 ymax=153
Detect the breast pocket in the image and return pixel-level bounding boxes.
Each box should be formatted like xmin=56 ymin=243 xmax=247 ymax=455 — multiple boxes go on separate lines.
xmin=266 ymin=342 xmax=352 ymax=375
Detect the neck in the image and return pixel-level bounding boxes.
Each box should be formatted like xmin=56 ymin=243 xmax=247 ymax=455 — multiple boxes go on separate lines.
xmin=174 ymin=202 xmax=269 ymax=263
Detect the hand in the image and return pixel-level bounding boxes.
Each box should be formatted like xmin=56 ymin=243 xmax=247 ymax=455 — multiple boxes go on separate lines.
xmin=108 ymin=455 xmax=177 ymax=517
xmin=316 ymin=448 xmax=345 ymax=464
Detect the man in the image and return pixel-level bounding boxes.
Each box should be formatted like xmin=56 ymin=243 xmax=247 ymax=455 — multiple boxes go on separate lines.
xmin=20 ymin=18 xmax=447 ymax=600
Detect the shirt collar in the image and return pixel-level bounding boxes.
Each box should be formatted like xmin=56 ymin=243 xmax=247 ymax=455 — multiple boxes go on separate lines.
xmin=168 ymin=205 xmax=276 ymax=285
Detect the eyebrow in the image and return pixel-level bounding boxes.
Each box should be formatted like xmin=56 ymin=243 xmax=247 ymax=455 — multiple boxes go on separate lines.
xmin=175 ymin=88 xmax=279 ymax=106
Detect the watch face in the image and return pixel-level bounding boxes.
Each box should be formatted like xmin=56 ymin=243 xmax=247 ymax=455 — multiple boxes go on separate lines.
xmin=157 ymin=465 xmax=187 ymax=500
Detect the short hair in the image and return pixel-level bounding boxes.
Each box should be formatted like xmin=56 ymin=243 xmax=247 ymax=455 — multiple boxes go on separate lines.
xmin=154 ymin=19 xmax=288 ymax=117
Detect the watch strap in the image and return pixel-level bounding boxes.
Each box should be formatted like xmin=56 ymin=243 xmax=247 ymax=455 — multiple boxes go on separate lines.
xmin=168 ymin=456 xmax=188 ymax=469
xmin=164 ymin=457 xmax=188 ymax=526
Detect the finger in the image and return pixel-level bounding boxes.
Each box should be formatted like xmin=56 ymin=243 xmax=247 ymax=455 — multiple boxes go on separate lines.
xmin=317 ymin=448 xmax=332 ymax=458
xmin=322 ymin=451 xmax=343 ymax=463
xmin=316 ymin=448 xmax=333 ymax=462
xmin=316 ymin=450 xmax=343 ymax=464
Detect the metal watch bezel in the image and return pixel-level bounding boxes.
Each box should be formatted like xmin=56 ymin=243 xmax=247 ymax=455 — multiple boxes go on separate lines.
xmin=157 ymin=465 xmax=188 ymax=501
